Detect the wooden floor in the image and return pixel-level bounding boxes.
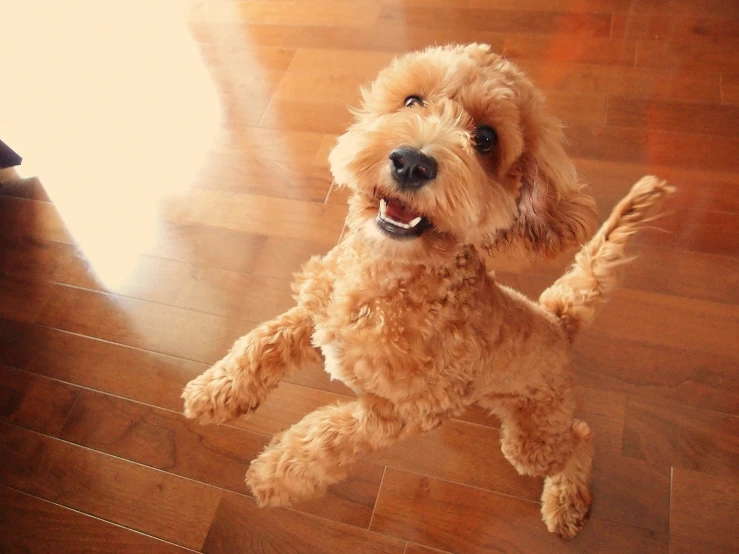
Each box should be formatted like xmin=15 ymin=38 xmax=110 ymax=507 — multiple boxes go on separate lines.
xmin=1 ymin=1 xmax=738 ymax=553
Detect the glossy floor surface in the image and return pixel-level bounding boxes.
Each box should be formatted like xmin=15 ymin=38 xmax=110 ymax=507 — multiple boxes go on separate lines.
xmin=1 ymin=1 xmax=738 ymax=553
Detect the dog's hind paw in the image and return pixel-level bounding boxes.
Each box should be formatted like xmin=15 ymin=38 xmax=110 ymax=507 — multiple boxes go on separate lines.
xmin=541 ymin=474 xmax=592 ymax=540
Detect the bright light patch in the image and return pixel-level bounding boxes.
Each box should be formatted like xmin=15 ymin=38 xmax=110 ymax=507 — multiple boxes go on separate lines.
xmin=0 ymin=0 xmax=221 ymax=289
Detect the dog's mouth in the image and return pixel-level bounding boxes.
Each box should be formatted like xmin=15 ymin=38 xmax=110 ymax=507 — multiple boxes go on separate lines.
xmin=376 ymin=196 xmax=430 ymax=239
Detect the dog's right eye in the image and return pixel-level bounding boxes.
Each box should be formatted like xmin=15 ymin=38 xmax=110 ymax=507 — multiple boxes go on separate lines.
xmin=404 ymin=96 xmax=423 ymax=108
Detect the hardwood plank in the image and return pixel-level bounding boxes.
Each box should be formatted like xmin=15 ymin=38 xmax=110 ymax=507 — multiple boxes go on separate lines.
xmin=202 ymin=491 xmax=405 ymax=554
xmin=6 ymin=323 xmax=203 ymax=412
xmin=140 ymin=220 xmax=334 ymax=280
xmin=572 ymin=388 xmax=669 ymax=533
xmin=470 ymin=0 xmax=632 ymax=12
xmin=591 ymin=453 xmax=670 ymax=535
xmin=190 ymin=127 xmax=333 ymax=201
xmin=195 ymin=159 xmax=333 ymax=203
xmin=143 ymin=220 xmax=268 ymax=274
xmin=622 ymin=397 xmax=739 ymax=476
xmin=0 ymin=172 xmax=50 ymax=201
xmin=0 ymin=364 xmax=80 ymax=436
xmin=0 ymin=486 xmax=192 ymax=554
xmin=502 ymin=36 xmax=636 ymax=67
xmin=0 ymin=422 xmax=222 ymax=550
xmin=637 ymin=40 xmax=739 ymax=73
xmin=575 ymin=333 xmax=739 ymax=416
xmin=58 ymin=250 xmax=297 ymax=323
xmin=588 ymin=289 xmax=739 ymax=358
xmin=258 ymin=99 xmax=353 ymax=134
xmin=188 ymin=22 xmax=289 ymax=48
xmin=377 ymin=6 xmax=612 ymax=37
xmin=274 ymin=49 xmax=395 ymax=106
xmin=190 ymin=1 xmax=383 ymax=27
xmin=471 ymin=0 xmax=739 ymax=15
xmin=280 ymin=25 xmax=506 ymax=56
xmin=669 ymin=535 xmax=739 ymax=554
xmin=517 ymin=61 xmax=721 ymax=102
xmin=722 ymin=73 xmax=739 ymax=104
xmin=606 ymin=96 xmax=739 ymax=137
xmin=566 ymin=125 xmax=739 ymax=173
xmin=371 ymin=469 xmax=669 ymax=554
xmin=232 ymin=380 xmax=352 ymax=436
xmin=519 ymin=241 xmax=739 ymax=307
xmin=546 ymin=92 xmax=608 ymax=126
xmin=670 ymin=468 xmax=739 ymax=553
xmin=611 ymin=14 xmax=739 ymax=41
xmin=36 ymin=284 xmax=253 ymax=364
xmin=368 ymin=419 xmax=544 ymax=502
xmin=0 ymin=275 xmax=54 ymax=323
xmin=404 ymin=544 xmax=452 ymax=554
xmin=574 ymin=158 xmax=739 ymax=217
xmin=0 ymin=235 xmax=79 ymax=282
xmin=59 ymin=389 xmax=383 ymax=528
xmin=251 ymin=235 xmax=334 ymax=281
xmin=162 ymin=189 xmax=346 ymax=244
xmin=0 ymin=319 xmax=35 ymax=369
xmin=60 ymin=390 xmax=266 ymax=492
xmin=280 ymin=27 xmax=635 ymax=66
xmin=0 ymin=195 xmax=72 ymax=243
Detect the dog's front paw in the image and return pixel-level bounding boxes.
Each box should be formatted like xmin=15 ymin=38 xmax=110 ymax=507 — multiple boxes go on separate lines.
xmin=246 ymin=445 xmax=327 ymax=508
xmin=182 ymin=362 xmax=260 ymax=425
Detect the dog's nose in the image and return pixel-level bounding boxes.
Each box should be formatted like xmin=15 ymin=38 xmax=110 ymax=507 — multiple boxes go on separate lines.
xmin=389 ymin=146 xmax=437 ymax=189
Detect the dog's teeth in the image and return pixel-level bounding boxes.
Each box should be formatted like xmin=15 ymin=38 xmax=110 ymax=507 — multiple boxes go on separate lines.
xmin=409 ymin=216 xmax=422 ymax=227
xmin=380 ymin=199 xmax=387 ymax=216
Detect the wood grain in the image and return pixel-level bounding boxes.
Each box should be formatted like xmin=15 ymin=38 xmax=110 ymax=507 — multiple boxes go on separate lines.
xmin=0 ymin=422 xmax=222 ymax=550
xmin=575 ymin=333 xmax=739 ymax=416
xmin=371 ymin=469 xmax=669 ymax=554
xmin=377 ymin=6 xmax=612 ymax=37
xmin=606 ymin=96 xmax=739 ymax=137
xmin=622 ymin=397 xmax=739 ymax=476
xmin=723 ymin=73 xmax=739 ymax=104
xmin=611 ymin=14 xmax=739 ymax=41
xmin=368 ymin=419 xmax=543 ymax=501
xmin=637 ymin=39 xmax=739 ymax=72
xmin=202 ymin=491 xmax=405 ymax=554
xmin=0 ymin=486 xmax=192 ymax=554
xmin=0 ymin=364 xmax=80 ymax=436
xmin=3 ymin=0 xmax=738 ymax=551
xmin=36 ymin=284 xmax=253 ymax=364
xmin=0 ymin=275 xmax=54 ymax=323
xmin=670 ymin=468 xmax=739 ymax=553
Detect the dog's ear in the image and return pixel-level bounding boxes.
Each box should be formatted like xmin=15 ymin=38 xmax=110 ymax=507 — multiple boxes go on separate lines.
xmin=483 ymin=77 xmax=598 ymax=259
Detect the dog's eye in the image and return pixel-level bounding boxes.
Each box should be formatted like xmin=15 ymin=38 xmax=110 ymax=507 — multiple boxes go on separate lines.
xmin=404 ymin=95 xmax=423 ymax=108
xmin=472 ymin=126 xmax=498 ymax=154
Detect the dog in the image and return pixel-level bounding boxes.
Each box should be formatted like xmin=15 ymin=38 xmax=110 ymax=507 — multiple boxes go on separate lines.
xmin=182 ymin=44 xmax=673 ymax=539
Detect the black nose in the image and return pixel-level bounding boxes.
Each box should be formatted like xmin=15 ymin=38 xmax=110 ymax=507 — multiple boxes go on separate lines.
xmin=389 ymin=146 xmax=437 ymax=189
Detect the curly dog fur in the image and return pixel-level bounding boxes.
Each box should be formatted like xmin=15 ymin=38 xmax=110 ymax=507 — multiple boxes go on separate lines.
xmin=182 ymin=44 xmax=673 ymax=539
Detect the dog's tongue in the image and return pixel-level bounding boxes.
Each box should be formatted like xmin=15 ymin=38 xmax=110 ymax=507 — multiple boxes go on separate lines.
xmin=385 ymin=199 xmax=420 ymax=224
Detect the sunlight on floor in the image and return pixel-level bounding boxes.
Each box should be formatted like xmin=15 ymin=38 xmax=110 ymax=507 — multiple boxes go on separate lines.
xmin=0 ymin=0 xmax=221 ymax=288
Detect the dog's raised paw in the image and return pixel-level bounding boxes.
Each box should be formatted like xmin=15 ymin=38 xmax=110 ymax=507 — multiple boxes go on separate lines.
xmin=182 ymin=367 xmax=257 ymax=425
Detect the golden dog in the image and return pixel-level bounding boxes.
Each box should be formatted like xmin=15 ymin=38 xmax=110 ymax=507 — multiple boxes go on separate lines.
xmin=182 ymin=44 xmax=672 ymax=539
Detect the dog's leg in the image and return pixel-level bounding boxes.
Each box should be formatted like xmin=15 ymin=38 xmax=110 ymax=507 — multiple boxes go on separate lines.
xmin=246 ymin=397 xmax=423 ymax=507
xmin=480 ymin=392 xmax=594 ymax=540
xmin=182 ymin=305 xmax=320 ymax=425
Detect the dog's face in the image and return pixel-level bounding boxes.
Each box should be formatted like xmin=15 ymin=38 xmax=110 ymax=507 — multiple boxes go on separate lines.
xmin=329 ymin=44 xmax=597 ymax=263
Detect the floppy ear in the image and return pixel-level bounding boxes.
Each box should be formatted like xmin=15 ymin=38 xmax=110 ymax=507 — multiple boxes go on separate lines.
xmin=484 ymin=77 xmax=597 ymax=259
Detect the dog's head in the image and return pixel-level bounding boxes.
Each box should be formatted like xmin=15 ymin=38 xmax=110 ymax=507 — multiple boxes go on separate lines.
xmin=328 ymin=44 xmax=597 ymax=263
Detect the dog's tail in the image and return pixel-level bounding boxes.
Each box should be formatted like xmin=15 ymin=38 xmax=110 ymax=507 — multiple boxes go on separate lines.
xmin=539 ymin=175 xmax=675 ymax=340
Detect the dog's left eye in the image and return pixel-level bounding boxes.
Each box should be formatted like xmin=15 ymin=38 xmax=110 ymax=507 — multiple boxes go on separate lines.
xmin=404 ymin=96 xmax=423 ymax=108
xmin=472 ymin=126 xmax=498 ymax=154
